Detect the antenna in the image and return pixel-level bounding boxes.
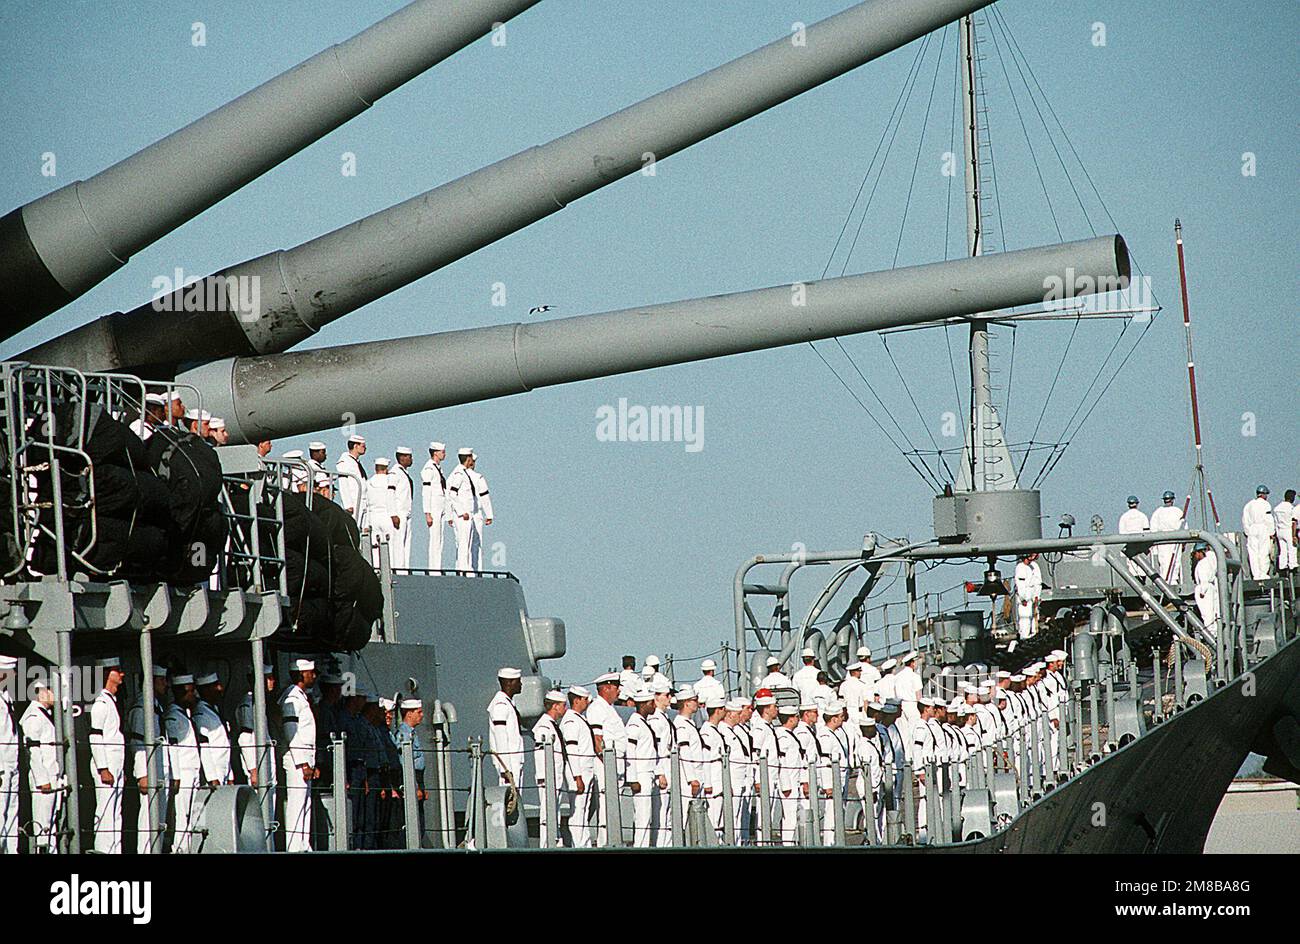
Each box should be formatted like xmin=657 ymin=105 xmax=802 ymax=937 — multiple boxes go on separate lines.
xmin=1173 ymin=219 xmax=1220 ymax=528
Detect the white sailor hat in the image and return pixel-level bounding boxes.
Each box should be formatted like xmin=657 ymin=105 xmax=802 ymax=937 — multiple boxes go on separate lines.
xmin=172 ymin=673 xmax=195 ymax=686
xmin=856 ymin=645 xmax=871 ymax=657
xmin=700 ymin=659 xmax=717 ymax=671
xmin=429 ymin=441 xmax=445 ymax=451
xmin=632 ymin=689 xmax=654 ymax=703
xmin=778 ymin=705 xmax=798 ymax=717
xmin=977 ymin=682 xmax=994 ymax=692
xmin=144 ymin=392 xmax=166 ymax=406
xmin=919 ymin=696 xmax=937 ymax=707
xmin=457 ymin=447 xmax=473 ymax=456
xmin=306 ymin=441 xmax=326 ymax=451
xmin=645 ymin=655 xmax=660 ymax=667
xmin=291 ymin=658 xmax=315 ymax=672
xmin=195 ymin=672 xmax=220 ymax=686
xmin=651 ymin=678 xmax=671 ymax=694
xmin=183 ymin=408 xmax=211 ymax=422
xmin=395 ymin=446 xmax=412 ymax=456
xmin=705 ymin=696 xmax=727 ymax=710
xmin=373 ymin=456 xmax=390 ymax=467
xmin=675 ymin=685 xmax=696 ymax=701
xmin=166 ymin=390 xmax=183 ymax=402
xmin=798 ymin=703 xmax=819 ymax=712
xmin=282 ymin=449 xmax=304 ymax=460
xmin=995 ymin=671 xmax=1011 ymax=679
xmin=960 ymin=682 xmax=977 ymax=692
xmin=379 ymin=697 xmax=395 ymax=711
xmin=823 ymin=700 xmax=845 ymax=715
xmin=594 ymin=672 xmax=619 ymax=686
xmin=398 ymin=697 xmax=422 ymax=710
xmin=766 ymin=656 xmax=781 ymax=666
xmin=901 ymin=650 xmax=919 ymax=663
xmin=847 ymin=661 xmax=863 ymax=672
xmin=861 ymin=716 xmax=877 ymax=728
xmin=0 ymin=655 xmax=16 ymax=670
xmin=347 ymin=434 xmax=366 ymax=445
xmin=725 ymin=698 xmax=746 ymax=712
xmin=566 ymin=685 xmax=590 ymax=700
xmin=948 ymin=699 xmax=964 ymax=711
xmin=800 ymin=647 xmax=816 ymax=659
xmin=1010 ymin=674 xmax=1026 ymax=682
xmin=879 ymin=658 xmax=897 ymax=671
xmin=957 ymin=705 xmax=972 ymax=717
xmin=209 ymin=417 xmax=226 ymax=431
xmin=1048 ymin=650 xmax=1068 ymax=661
xmin=641 ymin=665 xmax=655 ymax=677
xmin=152 ymin=664 xmax=169 ymax=678
xmin=754 ymin=693 xmax=776 ymax=706
xmin=94 ymin=656 xmax=123 ymax=669
xmin=497 ymin=667 xmax=522 ymax=680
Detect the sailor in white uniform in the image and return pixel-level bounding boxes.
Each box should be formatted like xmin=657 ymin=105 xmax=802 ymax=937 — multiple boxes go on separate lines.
xmin=89 ymin=657 xmax=127 ymax=853
xmin=671 ymin=686 xmax=705 ymax=822
xmin=487 ymin=668 xmax=525 ymax=788
xmin=624 ymin=689 xmax=660 ymax=847
xmin=720 ymin=699 xmax=754 ymax=843
xmin=694 ymin=659 xmax=725 ymax=704
xmin=758 ymin=656 xmax=792 ymax=690
xmin=791 ymin=648 xmax=821 ymax=703
xmin=307 ymin=441 xmax=328 ymax=475
xmin=0 ymin=656 xmax=18 ymax=853
xmin=1118 ymin=495 xmax=1150 ymax=577
xmin=560 ymin=686 xmax=598 ymax=847
xmin=1242 ymin=485 xmax=1276 ymax=579
xmin=1013 ymin=553 xmax=1043 ymax=640
xmin=279 ymin=659 xmax=318 ymax=852
xmin=698 ymin=697 xmax=727 ymax=838
xmin=335 ymin=434 xmax=369 ymax=527
xmin=1149 ymin=490 xmax=1186 ymax=582
xmin=814 ymin=701 xmax=847 ymax=845
xmin=856 ymin=715 xmax=886 ymax=841
xmin=20 ymin=681 xmax=62 ymax=852
xmin=386 ymin=447 xmax=416 ymax=572
xmin=838 ymin=661 xmax=870 ymax=723
xmin=194 ymin=673 xmax=234 ymax=787
xmin=773 ymin=705 xmax=808 ymax=845
xmin=893 ymin=651 xmax=923 ymax=744
xmin=1192 ymin=543 xmax=1220 ymax=641
xmin=129 ymin=393 xmax=168 ymax=442
xmin=532 ymin=690 xmax=575 ymax=847
xmin=875 ymin=658 xmax=898 ymax=703
xmin=646 ymin=678 xmax=676 ymax=846
xmin=857 ymin=647 xmax=882 ymax=700
xmin=467 ymin=451 xmax=494 ymax=566
xmin=366 ymin=457 xmax=398 ymax=568
xmin=164 ymin=674 xmax=204 ymax=852
xmin=127 ymin=664 xmax=171 ymax=853
xmin=447 ymin=448 xmax=490 ymax=573
xmin=237 ymin=664 xmax=277 ymax=832
xmin=1276 ymin=489 xmax=1298 ymax=573
xmin=585 ymin=674 xmax=625 ymax=844
xmin=421 ymin=442 xmax=450 ymax=570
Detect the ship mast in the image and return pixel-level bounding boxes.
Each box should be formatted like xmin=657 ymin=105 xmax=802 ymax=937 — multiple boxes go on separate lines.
xmin=958 ymin=13 xmax=1015 ymax=492
xmin=1174 ymin=219 xmax=1220 ymax=528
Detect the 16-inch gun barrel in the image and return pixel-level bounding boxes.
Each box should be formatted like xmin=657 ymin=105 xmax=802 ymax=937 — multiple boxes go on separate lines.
xmin=180 ymin=235 xmax=1129 ymax=444
xmin=25 ymin=0 xmax=992 ymax=376
xmin=0 ymin=0 xmax=540 ymax=337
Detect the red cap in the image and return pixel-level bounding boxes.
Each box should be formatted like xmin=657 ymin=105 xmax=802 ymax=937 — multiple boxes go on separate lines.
xmin=753 ymin=687 xmax=773 ymax=699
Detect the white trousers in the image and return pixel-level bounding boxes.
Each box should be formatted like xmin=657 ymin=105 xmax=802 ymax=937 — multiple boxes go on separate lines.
xmin=0 ymin=768 xmax=17 ymax=853
xmin=427 ymin=518 xmax=445 ymax=570
xmin=389 ymin=518 xmax=411 ymax=572
xmin=453 ymin=517 xmax=481 ymax=573
xmin=172 ymin=775 xmax=200 ymax=853
xmin=370 ymin=523 xmax=394 ymax=568
xmin=734 ymin=790 xmax=752 ymax=844
xmin=30 ymin=788 xmax=60 ymax=852
xmin=1153 ymin=543 xmax=1183 ymax=583
xmin=631 ymin=785 xmax=656 ymax=847
xmin=93 ymin=775 xmax=123 ymax=853
xmin=284 ymin=765 xmax=312 ymax=852
xmin=570 ymin=786 xmax=593 ymax=848
xmin=654 ymin=784 xmax=672 ymax=847
xmin=137 ymin=780 xmax=171 ymax=854
xmin=1016 ymin=599 xmax=1036 ymax=639
xmin=1279 ymin=537 xmax=1298 ymax=571
xmin=1246 ymin=533 xmax=1273 ymax=579
xmin=1196 ymin=590 xmax=1220 ymax=641
xmin=779 ymin=793 xmax=801 ymax=845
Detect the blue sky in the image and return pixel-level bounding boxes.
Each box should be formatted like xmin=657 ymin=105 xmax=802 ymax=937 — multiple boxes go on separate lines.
xmin=2 ymin=1 xmax=1296 ymax=684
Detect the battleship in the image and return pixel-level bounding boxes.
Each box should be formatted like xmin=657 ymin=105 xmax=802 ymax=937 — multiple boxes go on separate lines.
xmin=0 ymin=0 xmax=1295 ymax=856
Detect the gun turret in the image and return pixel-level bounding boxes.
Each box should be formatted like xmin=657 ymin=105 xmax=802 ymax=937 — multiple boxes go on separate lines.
xmin=25 ymin=0 xmax=993 ymax=375
xmin=179 ymin=234 xmax=1129 ymax=444
xmin=0 ymin=0 xmax=540 ymax=337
